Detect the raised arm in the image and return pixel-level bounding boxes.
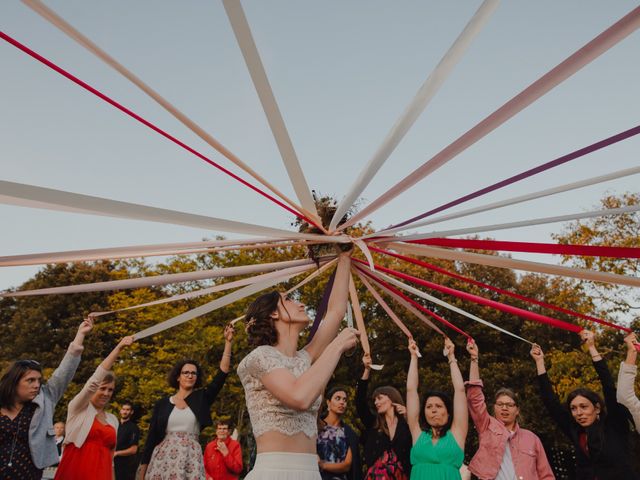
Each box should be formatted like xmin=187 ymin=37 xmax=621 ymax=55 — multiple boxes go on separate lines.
xmin=406 ymin=339 xmax=421 ymax=442
xmin=617 ymin=333 xmax=640 ymax=430
xmin=68 ymin=336 xmax=133 ymax=416
xmin=464 ymin=340 xmax=490 ymax=433
xmin=446 ymin=338 xmax=468 ymax=450
xmin=356 ymin=354 xmax=375 ymax=428
xmin=260 ymin=327 xmax=359 ymax=411
xmin=531 ymin=344 xmax=573 ymax=438
xmin=203 ymin=324 xmax=234 ymax=404
xmin=45 ymin=316 xmax=94 ymax=404
xmin=305 ymin=252 xmax=351 ymax=361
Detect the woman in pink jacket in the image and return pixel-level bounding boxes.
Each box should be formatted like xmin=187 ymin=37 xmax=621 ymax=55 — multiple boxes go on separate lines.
xmin=465 ymin=341 xmax=554 ymax=480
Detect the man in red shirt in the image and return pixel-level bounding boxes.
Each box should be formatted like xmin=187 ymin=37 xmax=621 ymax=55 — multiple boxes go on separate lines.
xmin=204 ymin=421 xmax=243 ymax=480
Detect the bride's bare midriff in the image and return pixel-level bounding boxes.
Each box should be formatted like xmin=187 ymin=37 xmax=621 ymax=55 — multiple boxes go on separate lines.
xmin=256 ymin=430 xmax=317 ymax=453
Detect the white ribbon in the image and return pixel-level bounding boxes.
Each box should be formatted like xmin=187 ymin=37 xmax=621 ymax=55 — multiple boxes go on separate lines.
xmin=384 ymin=205 xmax=640 ymax=242
xmin=329 ymin=0 xmax=500 ymax=230
xmin=2 ymin=257 xmax=322 ymax=297
xmin=388 ymin=242 xmax=640 ymax=288
xmin=381 ymin=205 xmax=640 ymax=242
xmin=372 ymin=269 xmax=532 ymax=344
xmin=0 ymin=237 xmax=302 ymax=267
xmin=341 ymin=6 xmax=640 ymax=229
xmin=222 ymin=0 xmax=319 ymax=222
xmin=0 ymin=180 xmax=350 ymax=242
xmin=21 ymin=0 xmax=315 ymax=219
xmin=371 ymin=165 xmax=640 ymax=236
xmin=134 ymin=265 xmax=303 ymax=339
xmin=92 ymin=262 xmax=316 ymax=317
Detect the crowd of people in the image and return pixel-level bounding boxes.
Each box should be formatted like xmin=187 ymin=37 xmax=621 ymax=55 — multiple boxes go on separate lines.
xmin=1 ymin=250 xmax=639 ymax=479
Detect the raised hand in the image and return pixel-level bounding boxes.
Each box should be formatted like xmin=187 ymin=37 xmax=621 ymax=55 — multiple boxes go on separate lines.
xmin=117 ymin=336 xmax=135 ymax=350
xmin=530 ymin=344 xmax=544 ymax=362
xmin=78 ymin=314 xmax=95 ymax=335
xmin=444 ymin=337 xmax=455 ymax=360
xmin=580 ymin=329 xmax=596 ymax=348
xmin=466 ymin=339 xmax=479 ymax=359
xmin=336 ymin=327 xmax=360 ymax=353
xmin=408 ymin=339 xmax=419 ymax=357
xmin=624 ymin=332 xmax=638 ymax=352
xmin=224 ymin=323 xmax=235 ymax=343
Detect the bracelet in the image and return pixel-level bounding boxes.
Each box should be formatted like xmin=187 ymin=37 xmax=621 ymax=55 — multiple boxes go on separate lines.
xmin=470 ymin=357 xmax=478 ymax=363
xmin=223 ymin=353 xmax=232 ymax=357
xmin=448 ymin=358 xmax=458 ymax=365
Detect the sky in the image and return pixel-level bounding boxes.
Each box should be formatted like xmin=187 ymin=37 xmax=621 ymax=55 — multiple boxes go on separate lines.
xmin=1 ymin=1 xmax=639 ymax=293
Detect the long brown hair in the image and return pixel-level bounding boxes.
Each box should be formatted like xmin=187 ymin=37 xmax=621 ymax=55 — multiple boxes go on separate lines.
xmin=371 ymin=386 xmax=404 ymax=437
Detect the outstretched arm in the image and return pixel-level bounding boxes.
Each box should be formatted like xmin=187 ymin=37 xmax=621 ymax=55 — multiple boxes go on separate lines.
xmin=46 ymin=316 xmax=95 ymax=403
xmin=464 ymin=340 xmax=490 ymax=434
xmin=204 ymin=324 xmax=235 ymax=404
xmin=68 ymin=336 xmax=133 ymax=418
xmin=446 ymin=338 xmax=467 ymax=450
xmin=356 ymin=354 xmax=375 ymax=428
xmin=406 ymin=339 xmax=421 ymax=443
xmin=260 ymin=328 xmax=360 ymax=411
xmin=305 ymin=252 xmax=351 ymax=361
xmin=617 ymin=333 xmax=640 ymax=431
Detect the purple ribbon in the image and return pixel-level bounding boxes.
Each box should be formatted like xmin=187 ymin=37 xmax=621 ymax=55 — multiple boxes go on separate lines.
xmin=307 ymin=269 xmax=336 ymax=342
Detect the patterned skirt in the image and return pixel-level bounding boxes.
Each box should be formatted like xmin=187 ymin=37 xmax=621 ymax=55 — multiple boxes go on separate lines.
xmin=146 ymin=431 xmax=205 ymax=480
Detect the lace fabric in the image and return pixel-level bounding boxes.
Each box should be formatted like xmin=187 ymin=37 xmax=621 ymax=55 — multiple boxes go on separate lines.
xmin=238 ymin=345 xmax=321 ymax=438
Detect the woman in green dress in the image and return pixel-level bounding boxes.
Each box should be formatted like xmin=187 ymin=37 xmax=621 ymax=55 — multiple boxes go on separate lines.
xmin=406 ymin=337 xmax=468 ymax=480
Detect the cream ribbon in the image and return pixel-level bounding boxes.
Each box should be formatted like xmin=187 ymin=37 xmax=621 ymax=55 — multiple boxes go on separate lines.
xmin=388 ymin=242 xmax=640 ymax=288
xmin=0 ymin=237 xmax=305 ymax=267
xmin=329 ymin=0 xmax=500 ymax=230
xmin=2 ymin=257 xmax=323 ymax=297
xmin=21 ymin=0 xmax=315 ymax=221
xmin=371 ymin=165 xmax=640 ymax=236
xmin=91 ymin=262 xmax=317 ymax=317
xmin=383 ymin=204 xmax=640 ymax=242
xmin=222 ymin=0 xmax=319 ymax=222
xmin=134 ymin=265 xmax=304 ymax=339
xmin=342 ymin=6 xmax=640 ymax=229
xmin=0 ymin=180 xmax=350 ymax=242
xmin=349 ymin=275 xmax=383 ymax=370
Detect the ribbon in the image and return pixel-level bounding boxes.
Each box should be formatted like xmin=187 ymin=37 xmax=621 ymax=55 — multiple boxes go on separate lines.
xmin=0 ymin=180 xmax=351 ymax=243
xmin=341 ymin=6 xmax=640 ymax=229
xmin=408 ymin=238 xmax=640 ymax=259
xmin=371 ymin=269 xmax=534 ymax=344
xmin=0 ymin=30 xmax=318 ymax=227
xmin=328 ymin=0 xmax=500 ymax=230
xmin=354 ymin=264 xmax=471 ymax=339
xmin=308 ymin=269 xmax=336 ymax=341
xmin=21 ymin=0 xmax=317 ymax=225
xmin=0 ymin=237 xmax=310 ymax=267
xmin=382 ymin=205 xmax=640 ymax=243
xmin=372 ymin=164 xmax=640 ymax=236
xmin=348 ymin=275 xmax=383 ymax=370
xmin=388 ymin=242 xmax=640 ymax=288
xmin=91 ymin=262 xmax=316 ymax=317
xmin=355 ymin=271 xmax=415 ymax=340
xmin=2 ymin=257 xmax=322 ymax=297
xmin=222 ymin=0 xmax=319 ymax=223
xmin=355 ymin=259 xmax=582 ymax=334
xmin=134 ymin=265 xmax=304 ymax=339
xmin=371 ymin=245 xmax=630 ymax=333
xmin=285 ymin=258 xmax=338 ymax=294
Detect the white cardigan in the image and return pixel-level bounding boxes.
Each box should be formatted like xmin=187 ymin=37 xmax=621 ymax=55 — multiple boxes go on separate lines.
xmin=64 ymin=365 xmax=119 ymax=448
xmin=616 ymin=361 xmax=640 ymax=432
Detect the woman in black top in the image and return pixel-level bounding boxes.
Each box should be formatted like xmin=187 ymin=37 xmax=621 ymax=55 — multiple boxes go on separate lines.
xmin=531 ymin=330 xmax=638 ymax=480
xmin=139 ymin=324 xmax=234 ymax=479
xmin=356 ymin=353 xmax=412 ymax=480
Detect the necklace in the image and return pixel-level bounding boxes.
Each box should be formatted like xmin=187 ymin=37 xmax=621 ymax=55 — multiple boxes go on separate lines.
xmin=3 ymin=406 xmax=25 ymax=469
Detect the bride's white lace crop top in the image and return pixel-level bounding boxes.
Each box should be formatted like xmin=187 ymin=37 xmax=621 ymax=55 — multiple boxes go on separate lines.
xmin=237 ymin=345 xmax=321 ymax=438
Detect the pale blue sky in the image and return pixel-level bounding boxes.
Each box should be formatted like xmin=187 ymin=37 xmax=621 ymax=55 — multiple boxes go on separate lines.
xmin=1 ymin=1 xmax=639 ymax=291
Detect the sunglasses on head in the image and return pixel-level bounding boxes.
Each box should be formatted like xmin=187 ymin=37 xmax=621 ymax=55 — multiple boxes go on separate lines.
xmin=16 ymin=359 xmax=41 ymax=369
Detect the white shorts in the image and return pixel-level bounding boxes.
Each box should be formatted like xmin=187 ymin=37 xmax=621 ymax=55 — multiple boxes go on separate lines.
xmin=245 ymin=452 xmax=321 ymax=480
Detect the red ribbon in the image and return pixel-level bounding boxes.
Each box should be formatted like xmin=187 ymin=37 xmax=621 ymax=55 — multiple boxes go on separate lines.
xmin=354 ymin=264 xmax=471 ymax=339
xmin=0 ymin=30 xmax=319 ymax=229
xmin=370 ymin=246 xmax=630 ymax=333
xmin=354 ymin=259 xmax=582 ymax=334
xmin=409 ymin=238 xmax=640 ymax=259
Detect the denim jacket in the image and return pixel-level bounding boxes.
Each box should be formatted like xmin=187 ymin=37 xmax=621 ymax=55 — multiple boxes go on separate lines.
xmin=29 ymin=342 xmax=83 ymax=468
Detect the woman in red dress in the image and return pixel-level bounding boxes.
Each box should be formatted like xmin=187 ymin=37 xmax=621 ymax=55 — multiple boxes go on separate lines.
xmin=55 ymin=336 xmax=133 ymax=480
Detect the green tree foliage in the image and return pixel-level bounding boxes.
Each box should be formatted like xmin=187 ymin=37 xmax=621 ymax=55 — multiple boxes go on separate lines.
xmin=0 ymin=193 xmax=638 ymax=478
